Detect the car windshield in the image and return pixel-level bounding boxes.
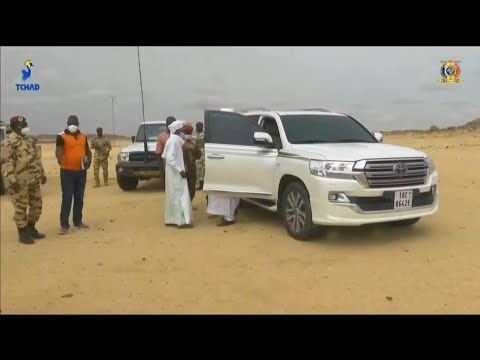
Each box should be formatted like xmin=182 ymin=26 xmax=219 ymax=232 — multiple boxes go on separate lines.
xmin=135 ymin=123 xmax=167 ymax=142
xmin=280 ymin=114 xmax=377 ymax=144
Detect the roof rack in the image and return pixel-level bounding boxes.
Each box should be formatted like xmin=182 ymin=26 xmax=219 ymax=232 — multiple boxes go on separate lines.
xmin=301 ymin=108 xmax=331 ymax=112
xmin=238 ymin=107 xmax=271 ymax=113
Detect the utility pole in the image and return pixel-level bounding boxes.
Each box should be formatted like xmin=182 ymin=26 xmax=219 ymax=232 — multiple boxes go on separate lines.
xmin=137 ymin=46 xmax=148 ymax=162
xmin=111 ymin=96 xmax=116 ymax=146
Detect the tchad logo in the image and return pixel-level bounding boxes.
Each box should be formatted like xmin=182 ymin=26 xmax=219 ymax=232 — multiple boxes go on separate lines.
xmin=393 ymin=163 xmax=408 ymax=176
xmin=16 ymin=59 xmax=40 ymax=92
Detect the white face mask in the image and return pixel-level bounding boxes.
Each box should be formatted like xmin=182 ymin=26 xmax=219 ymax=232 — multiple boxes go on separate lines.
xmin=184 ymin=134 xmax=193 ymax=140
xmin=20 ymin=127 xmax=30 ymax=135
xmin=179 ymin=133 xmax=186 ymax=140
xmin=68 ymin=125 xmax=78 ymax=133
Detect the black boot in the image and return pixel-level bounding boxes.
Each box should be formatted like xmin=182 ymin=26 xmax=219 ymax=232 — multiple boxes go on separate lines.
xmin=18 ymin=227 xmax=35 ymax=245
xmin=28 ymin=221 xmax=46 ymax=239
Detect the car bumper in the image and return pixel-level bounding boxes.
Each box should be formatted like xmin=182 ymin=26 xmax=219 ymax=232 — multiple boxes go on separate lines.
xmin=308 ymin=172 xmax=439 ymax=226
xmin=116 ymin=163 xmax=163 ymax=178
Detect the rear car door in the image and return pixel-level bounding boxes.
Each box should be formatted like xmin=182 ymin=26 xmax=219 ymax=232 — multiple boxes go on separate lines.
xmin=204 ymin=110 xmax=278 ymax=199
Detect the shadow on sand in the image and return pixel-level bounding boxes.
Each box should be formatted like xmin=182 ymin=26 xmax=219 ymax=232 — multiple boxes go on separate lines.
xmin=135 ymin=179 xmax=165 ymax=193
xmin=236 ymin=200 xmax=432 ymax=247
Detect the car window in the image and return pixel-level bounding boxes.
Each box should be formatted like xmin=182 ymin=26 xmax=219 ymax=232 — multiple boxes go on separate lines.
xmin=205 ymin=111 xmax=263 ymax=146
xmin=281 ymin=114 xmax=377 ymax=144
xmin=135 ymin=124 xmax=167 ymax=142
xmin=246 ymin=115 xmax=260 ymax=124
xmin=260 ymin=117 xmax=282 ymax=149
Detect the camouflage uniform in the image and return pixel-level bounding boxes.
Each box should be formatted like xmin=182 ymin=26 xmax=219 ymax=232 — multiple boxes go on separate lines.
xmin=1 ymin=137 xmax=9 ymax=170
xmin=183 ymin=138 xmax=202 ymax=200
xmin=90 ymin=136 xmax=112 ymax=187
xmin=1 ymin=135 xmax=10 ymax=195
xmin=3 ymin=132 xmax=46 ymax=241
xmin=192 ymin=130 xmax=205 ymax=189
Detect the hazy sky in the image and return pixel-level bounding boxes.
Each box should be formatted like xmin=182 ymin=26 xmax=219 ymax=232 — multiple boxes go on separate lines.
xmin=1 ymin=46 xmax=479 ymax=136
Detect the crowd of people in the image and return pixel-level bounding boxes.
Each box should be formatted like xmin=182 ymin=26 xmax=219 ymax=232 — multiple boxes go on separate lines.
xmin=156 ymin=117 xmax=240 ymax=229
xmin=1 ymin=114 xmax=239 ymax=245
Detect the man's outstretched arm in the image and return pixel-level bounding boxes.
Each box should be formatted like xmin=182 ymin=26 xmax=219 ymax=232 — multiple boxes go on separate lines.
xmin=55 ymin=135 xmax=64 ymax=165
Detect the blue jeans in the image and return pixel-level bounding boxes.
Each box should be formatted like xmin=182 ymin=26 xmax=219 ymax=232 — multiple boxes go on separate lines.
xmin=60 ymin=169 xmax=87 ymax=228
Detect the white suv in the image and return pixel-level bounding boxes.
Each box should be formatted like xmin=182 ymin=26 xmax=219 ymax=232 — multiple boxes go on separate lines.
xmin=203 ymin=109 xmax=439 ymax=240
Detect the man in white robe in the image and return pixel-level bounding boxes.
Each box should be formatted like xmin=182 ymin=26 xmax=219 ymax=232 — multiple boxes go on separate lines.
xmin=207 ymin=195 xmax=240 ymax=226
xmin=162 ymin=120 xmax=193 ymax=228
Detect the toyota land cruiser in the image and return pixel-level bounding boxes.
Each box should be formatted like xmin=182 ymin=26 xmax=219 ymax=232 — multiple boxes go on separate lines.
xmin=203 ymin=109 xmax=439 ymax=240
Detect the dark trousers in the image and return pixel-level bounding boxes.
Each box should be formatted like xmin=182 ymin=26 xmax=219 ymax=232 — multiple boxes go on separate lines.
xmin=187 ymin=175 xmax=196 ymax=201
xmin=60 ymin=169 xmax=87 ymax=228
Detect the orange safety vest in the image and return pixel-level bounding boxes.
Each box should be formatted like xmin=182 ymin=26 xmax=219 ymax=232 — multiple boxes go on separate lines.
xmin=60 ymin=132 xmax=87 ymax=171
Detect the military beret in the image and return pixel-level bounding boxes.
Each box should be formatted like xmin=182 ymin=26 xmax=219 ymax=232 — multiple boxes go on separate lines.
xmin=10 ymin=115 xmax=26 ymax=124
xmin=182 ymin=122 xmax=193 ymax=134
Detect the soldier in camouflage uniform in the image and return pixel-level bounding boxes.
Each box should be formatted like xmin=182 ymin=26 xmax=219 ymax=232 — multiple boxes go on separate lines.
xmin=192 ymin=122 xmax=205 ymax=190
xmin=3 ymin=116 xmax=47 ymax=244
xmin=90 ymin=127 xmax=112 ymax=187
xmin=182 ymin=122 xmax=202 ymax=202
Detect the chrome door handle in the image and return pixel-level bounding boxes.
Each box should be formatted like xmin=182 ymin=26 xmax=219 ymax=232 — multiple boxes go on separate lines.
xmin=208 ymin=154 xmax=225 ymax=159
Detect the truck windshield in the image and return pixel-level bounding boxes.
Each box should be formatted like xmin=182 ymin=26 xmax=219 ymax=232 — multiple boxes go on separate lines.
xmin=281 ymin=114 xmax=377 ymax=144
xmin=135 ymin=124 xmax=167 ymax=142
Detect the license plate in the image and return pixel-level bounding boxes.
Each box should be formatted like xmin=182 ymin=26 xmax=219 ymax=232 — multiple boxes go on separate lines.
xmin=394 ymin=190 xmax=413 ymax=210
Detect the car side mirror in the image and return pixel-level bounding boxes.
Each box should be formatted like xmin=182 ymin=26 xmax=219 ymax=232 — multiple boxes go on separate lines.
xmin=373 ymin=131 xmax=384 ymax=143
xmin=131 ymin=136 xmax=135 ymax=143
xmin=254 ymin=132 xmax=273 ymax=146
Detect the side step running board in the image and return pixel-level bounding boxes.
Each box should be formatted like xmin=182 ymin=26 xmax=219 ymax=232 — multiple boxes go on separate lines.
xmin=241 ymin=198 xmax=277 ymax=212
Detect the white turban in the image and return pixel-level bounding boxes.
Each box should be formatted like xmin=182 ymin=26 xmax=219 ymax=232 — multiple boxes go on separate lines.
xmin=168 ymin=120 xmax=184 ymax=134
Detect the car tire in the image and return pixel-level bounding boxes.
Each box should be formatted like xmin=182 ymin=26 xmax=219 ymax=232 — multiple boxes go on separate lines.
xmin=390 ymin=217 xmax=421 ymax=227
xmin=117 ymin=175 xmax=139 ymax=191
xmin=281 ymin=182 xmax=315 ymax=241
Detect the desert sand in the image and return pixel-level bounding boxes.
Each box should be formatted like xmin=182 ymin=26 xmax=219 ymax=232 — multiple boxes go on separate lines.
xmin=1 ymin=131 xmax=479 ymax=314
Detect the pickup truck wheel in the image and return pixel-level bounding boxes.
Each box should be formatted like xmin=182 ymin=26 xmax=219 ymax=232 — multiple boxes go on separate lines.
xmin=390 ymin=217 xmax=421 ymax=226
xmin=282 ymin=182 xmax=314 ymax=241
xmin=117 ymin=175 xmax=139 ymax=191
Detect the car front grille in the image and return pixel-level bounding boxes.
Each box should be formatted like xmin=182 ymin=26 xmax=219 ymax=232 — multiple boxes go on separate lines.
xmin=128 ymin=151 xmax=157 ymax=162
xmin=362 ymin=159 xmax=428 ymax=188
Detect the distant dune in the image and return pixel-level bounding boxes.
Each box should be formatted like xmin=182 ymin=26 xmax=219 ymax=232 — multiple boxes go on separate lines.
xmin=381 ymin=117 xmax=480 ymax=135
xmin=29 ymin=117 xmax=480 ymax=143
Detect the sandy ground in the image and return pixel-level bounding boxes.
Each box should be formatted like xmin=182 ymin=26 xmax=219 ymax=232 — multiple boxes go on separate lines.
xmin=1 ymin=131 xmax=480 ymax=314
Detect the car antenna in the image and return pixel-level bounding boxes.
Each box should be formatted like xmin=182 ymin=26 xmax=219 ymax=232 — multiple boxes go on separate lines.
xmin=136 ymin=46 xmax=148 ymax=163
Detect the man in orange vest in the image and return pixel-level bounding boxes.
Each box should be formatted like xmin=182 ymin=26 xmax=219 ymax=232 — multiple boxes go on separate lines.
xmin=55 ymin=115 xmax=92 ymax=234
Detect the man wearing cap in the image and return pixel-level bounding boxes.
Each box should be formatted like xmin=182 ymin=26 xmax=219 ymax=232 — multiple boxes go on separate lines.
xmin=3 ymin=116 xmax=47 ymax=244
xmin=56 ymin=115 xmax=92 ymax=234
xmin=90 ymin=127 xmax=112 ymax=188
xmin=182 ymin=122 xmax=202 ymax=203
xmin=161 ymin=120 xmax=193 ymax=229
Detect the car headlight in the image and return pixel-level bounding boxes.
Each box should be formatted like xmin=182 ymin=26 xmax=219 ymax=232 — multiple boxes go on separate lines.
xmin=309 ymin=160 xmax=358 ymax=179
xmin=425 ymin=157 xmax=436 ymax=176
xmin=118 ymin=152 xmax=129 ymax=162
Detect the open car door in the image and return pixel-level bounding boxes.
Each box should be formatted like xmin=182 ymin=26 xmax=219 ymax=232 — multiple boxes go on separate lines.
xmin=203 ymin=110 xmax=279 ymax=199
